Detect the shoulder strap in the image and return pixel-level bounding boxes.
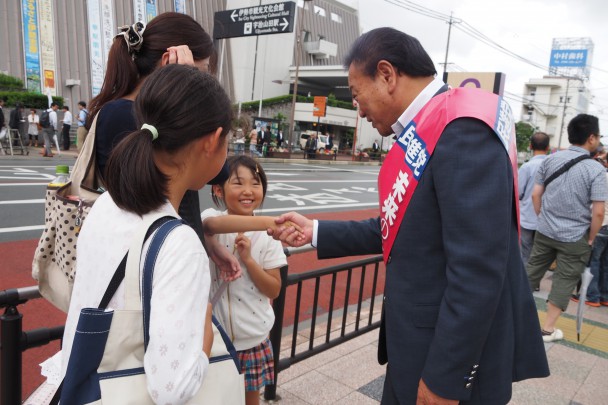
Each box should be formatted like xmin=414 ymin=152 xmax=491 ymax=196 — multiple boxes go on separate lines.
xmin=98 ymin=215 xmax=176 ymax=309
xmin=544 ymin=154 xmax=591 ymax=188
xmin=141 ymin=219 xmax=184 ymax=350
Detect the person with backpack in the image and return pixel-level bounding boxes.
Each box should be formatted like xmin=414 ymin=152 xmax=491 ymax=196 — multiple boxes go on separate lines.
xmin=40 ymin=102 xmax=58 ymax=157
xmin=76 ymin=101 xmax=88 ymax=152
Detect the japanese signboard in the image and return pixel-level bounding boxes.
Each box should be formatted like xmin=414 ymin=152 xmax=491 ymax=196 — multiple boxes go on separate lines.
xmin=39 ymin=0 xmax=56 ymax=95
xmin=213 ymin=1 xmax=296 ymax=39
xmin=21 ymin=0 xmax=41 ymax=92
xmin=442 ymin=72 xmax=506 ymax=96
xmin=550 ymin=49 xmax=588 ymax=67
xmin=313 ymin=96 xmax=327 ymax=117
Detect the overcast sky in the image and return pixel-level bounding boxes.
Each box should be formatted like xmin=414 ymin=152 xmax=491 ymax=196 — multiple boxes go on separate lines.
xmin=340 ymin=0 xmax=608 ymax=133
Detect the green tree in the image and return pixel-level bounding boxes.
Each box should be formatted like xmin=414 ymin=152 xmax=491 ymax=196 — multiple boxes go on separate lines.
xmin=515 ymin=121 xmax=536 ymax=152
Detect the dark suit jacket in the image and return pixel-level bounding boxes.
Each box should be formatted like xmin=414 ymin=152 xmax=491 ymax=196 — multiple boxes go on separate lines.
xmin=317 ymin=117 xmax=549 ymax=404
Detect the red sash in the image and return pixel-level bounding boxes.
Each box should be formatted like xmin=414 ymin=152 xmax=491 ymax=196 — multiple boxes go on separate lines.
xmin=378 ymin=87 xmax=519 ymax=262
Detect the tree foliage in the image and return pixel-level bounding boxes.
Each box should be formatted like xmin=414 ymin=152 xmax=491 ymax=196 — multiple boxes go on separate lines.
xmin=515 ymin=121 xmax=536 ymax=152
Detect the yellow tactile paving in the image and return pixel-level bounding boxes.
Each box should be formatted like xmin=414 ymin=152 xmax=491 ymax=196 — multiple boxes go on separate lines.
xmin=537 ymin=310 xmax=608 ymax=353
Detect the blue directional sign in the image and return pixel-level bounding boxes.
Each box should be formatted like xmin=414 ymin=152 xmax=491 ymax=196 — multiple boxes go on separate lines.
xmin=549 ymin=49 xmax=588 ymax=67
xmin=213 ymin=1 xmax=296 ymax=39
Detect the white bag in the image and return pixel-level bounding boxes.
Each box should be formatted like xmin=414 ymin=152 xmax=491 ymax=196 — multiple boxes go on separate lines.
xmin=59 ymin=213 xmax=244 ymax=404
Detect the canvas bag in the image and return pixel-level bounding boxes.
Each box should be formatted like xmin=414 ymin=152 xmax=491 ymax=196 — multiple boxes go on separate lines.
xmin=60 ymin=213 xmax=245 ymax=405
xmin=32 ymin=114 xmax=103 ymax=312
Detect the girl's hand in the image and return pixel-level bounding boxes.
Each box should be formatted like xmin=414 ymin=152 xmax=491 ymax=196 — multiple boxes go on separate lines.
xmin=202 ymin=303 xmax=214 ymax=357
xmin=234 ymin=232 xmax=252 ymax=261
xmin=164 ymin=45 xmax=195 ymax=66
xmin=204 ymin=235 xmax=242 ymax=282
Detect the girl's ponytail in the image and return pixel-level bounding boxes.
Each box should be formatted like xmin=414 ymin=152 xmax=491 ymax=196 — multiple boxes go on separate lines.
xmin=105 ymin=129 xmax=167 ymax=216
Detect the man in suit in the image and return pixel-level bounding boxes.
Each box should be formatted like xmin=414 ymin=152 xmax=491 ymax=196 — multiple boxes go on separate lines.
xmin=270 ymin=27 xmax=549 ymax=404
xmin=372 ymin=139 xmax=380 ymax=159
xmin=277 ymin=129 xmax=284 ymax=147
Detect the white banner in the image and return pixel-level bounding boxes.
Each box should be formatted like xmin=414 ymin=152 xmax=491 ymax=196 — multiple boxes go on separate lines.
xmin=100 ymin=0 xmax=115 ymax=66
xmin=133 ymin=0 xmax=146 ymax=23
xmin=38 ymin=0 xmax=56 ymax=96
xmin=87 ymin=0 xmax=104 ymax=96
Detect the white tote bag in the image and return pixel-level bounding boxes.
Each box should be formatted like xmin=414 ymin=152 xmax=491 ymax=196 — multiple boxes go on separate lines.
xmin=59 ymin=213 xmax=244 ymax=404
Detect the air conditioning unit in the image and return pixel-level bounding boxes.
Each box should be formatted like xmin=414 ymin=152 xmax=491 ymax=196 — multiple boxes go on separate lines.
xmin=65 ymin=79 xmax=81 ymax=87
xmin=303 ymin=39 xmax=338 ymax=59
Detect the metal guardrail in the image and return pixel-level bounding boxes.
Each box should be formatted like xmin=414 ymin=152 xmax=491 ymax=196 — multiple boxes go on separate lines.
xmin=264 ymin=254 xmax=384 ymax=401
xmin=1 ymin=247 xmax=384 ymax=404
xmin=0 ymin=287 xmax=64 ymax=405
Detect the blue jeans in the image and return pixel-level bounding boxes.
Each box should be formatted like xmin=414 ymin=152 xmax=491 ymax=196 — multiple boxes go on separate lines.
xmin=587 ymin=227 xmax=608 ymax=303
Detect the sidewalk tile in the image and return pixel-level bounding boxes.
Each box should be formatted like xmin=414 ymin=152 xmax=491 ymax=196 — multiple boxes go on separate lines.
xmin=333 ymin=391 xmax=379 ymax=404
xmin=281 ymin=370 xmax=353 ymax=404
xmin=316 ymin=345 xmax=385 ymax=389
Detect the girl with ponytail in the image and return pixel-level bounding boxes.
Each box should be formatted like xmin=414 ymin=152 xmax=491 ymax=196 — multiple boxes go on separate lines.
xmin=62 ymin=64 xmax=233 ymax=404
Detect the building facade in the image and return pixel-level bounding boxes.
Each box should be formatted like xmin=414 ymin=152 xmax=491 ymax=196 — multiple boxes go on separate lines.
xmin=521 ymin=76 xmax=591 ymax=149
xmin=1 ymin=1 xmax=384 ymax=150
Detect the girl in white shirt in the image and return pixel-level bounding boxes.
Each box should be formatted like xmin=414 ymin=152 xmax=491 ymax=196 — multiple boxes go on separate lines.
xmin=201 ymin=156 xmax=287 ymax=405
xmin=62 ymin=64 xmax=234 ymax=405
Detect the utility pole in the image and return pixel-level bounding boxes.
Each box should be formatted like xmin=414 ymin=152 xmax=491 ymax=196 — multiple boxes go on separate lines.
xmin=289 ymin=1 xmax=312 ymax=148
xmin=250 ymin=0 xmax=262 ymax=101
xmin=557 ymin=78 xmax=570 ymax=149
xmin=442 ymin=12 xmax=454 ymax=78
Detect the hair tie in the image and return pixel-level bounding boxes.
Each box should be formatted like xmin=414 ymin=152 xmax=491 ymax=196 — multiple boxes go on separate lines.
xmin=141 ymin=124 xmax=158 ymax=141
xmin=116 ymin=22 xmax=145 ymax=56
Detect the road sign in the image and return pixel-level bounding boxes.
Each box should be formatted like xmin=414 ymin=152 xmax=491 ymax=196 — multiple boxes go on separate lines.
xmin=313 ymin=96 xmax=327 ymax=117
xmin=213 ymin=1 xmax=296 ymax=40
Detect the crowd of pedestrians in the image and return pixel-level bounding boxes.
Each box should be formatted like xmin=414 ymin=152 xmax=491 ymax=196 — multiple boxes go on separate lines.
xmin=0 ymin=98 xmax=88 ymax=156
xmin=520 ymin=114 xmax=608 ymax=344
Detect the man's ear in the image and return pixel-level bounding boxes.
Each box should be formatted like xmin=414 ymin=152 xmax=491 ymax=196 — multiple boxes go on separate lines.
xmin=377 ymin=60 xmax=398 ymax=92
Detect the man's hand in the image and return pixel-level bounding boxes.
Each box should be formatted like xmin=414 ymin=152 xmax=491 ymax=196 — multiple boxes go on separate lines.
xmin=204 ymin=235 xmax=242 ymax=281
xmin=416 ymin=379 xmax=458 ymax=405
xmin=267 ymin=212 xmax=313 ymax=247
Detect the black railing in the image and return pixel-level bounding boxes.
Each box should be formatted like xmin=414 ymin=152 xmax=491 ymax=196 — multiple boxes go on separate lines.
xmin=264 ymin=254 xmax=384 ymax=401
xmin=0 ymin=287 xmax=64 ymax=405
xmin=1 ymin=252 xmax=384 ymax=403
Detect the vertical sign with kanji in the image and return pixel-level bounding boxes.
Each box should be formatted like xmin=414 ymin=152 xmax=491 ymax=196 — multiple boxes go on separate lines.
xmin=21 ymin=0 xmax=41 ymax=92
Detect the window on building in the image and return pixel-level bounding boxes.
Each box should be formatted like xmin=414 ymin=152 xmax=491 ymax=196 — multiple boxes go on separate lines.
xmin=297 ymin=0 xmax=310 ymax=10
xmin=314 ymin=5 xmax=326 ymax=16
xmin=331 ymin=12 xmax=342 ymax=23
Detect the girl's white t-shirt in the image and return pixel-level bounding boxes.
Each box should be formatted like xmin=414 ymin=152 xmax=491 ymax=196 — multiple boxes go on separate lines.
xmin=201 ymin=208 xmax=287 ymax=351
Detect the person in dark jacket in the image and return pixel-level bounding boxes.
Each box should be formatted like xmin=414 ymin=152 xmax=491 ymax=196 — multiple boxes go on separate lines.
xmin=270 ymin=27 xmax=550 ymax=405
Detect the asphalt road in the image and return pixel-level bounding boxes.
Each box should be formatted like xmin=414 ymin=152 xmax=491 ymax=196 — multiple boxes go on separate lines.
xmin=0 ymin=157 xmax=381 ymax=243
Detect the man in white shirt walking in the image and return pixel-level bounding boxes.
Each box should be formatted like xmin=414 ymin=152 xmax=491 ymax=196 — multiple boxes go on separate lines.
xmin=61 ymin=106 xmax=73 ymax=151
xmin=40 ymin=102 xmax=59 ymax=157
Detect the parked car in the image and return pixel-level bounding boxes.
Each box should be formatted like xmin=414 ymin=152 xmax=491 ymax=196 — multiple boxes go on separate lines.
xmin=298 ymin=132 xmax=338 ymax=151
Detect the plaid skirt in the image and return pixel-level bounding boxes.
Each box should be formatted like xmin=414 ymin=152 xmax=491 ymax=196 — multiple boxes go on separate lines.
xmin=237 ymin=337 xmax=275 ymax=391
